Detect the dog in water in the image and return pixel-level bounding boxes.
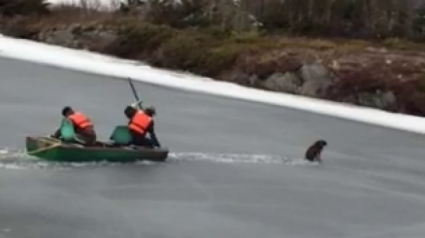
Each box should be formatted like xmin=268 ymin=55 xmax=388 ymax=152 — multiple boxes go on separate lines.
xmin=305 ymin=140 xmax=327 ymax=163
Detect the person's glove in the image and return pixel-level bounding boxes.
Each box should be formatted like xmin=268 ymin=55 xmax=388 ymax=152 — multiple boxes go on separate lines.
xmin=131 ymin=100 xmax=143 ymax=109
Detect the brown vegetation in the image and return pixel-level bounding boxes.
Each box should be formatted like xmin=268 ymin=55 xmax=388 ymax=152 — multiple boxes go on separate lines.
xmin=2 ymin=0 xmax=425 ymax=116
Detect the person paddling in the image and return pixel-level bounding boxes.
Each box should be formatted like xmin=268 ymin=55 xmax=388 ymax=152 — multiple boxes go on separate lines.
xmin=124 ymin=104 xmax=161 ymax=148
xmin=51 ymin=106 xmax=97 ymax=145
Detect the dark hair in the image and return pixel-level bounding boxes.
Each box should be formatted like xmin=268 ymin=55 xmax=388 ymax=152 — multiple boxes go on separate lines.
xmin=62 ymin=106 xmax=73 ymax=116
xmin=144 ymin=106 xmax=156 ymax=116
xmin=124 ymin=106 xmax=137 ymax=119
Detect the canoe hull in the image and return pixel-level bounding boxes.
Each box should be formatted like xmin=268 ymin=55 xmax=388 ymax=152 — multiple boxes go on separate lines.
xmin=25 ymin=136 xmax=169 ymax=163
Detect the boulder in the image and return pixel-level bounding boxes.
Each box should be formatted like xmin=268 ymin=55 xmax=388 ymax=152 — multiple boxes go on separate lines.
xmin=263 ymin=72 xmax=302 ymax=93
xmin=44 ymin=29 xmax=75 ymax=46
xmin=248 ymin=74 xmax=262 ymax=87
xmin=222 ymin=70 xmax=252 ymax=86
xmin=356 ymin=90 xmax=397 ymax=110
xmin=80 ymin=30 xmax=117 ymax=50
xmin=299 ymin=63 xmax=333 ymax=97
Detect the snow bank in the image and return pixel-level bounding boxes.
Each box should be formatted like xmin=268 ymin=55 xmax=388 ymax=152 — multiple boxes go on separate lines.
xmin=46 ymin=0 xmax=121 ymax=10
xmin=1 ymin=35 xmax=425 ymax=134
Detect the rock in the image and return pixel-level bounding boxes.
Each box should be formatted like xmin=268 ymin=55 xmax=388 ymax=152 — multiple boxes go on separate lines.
xmin=85 ymin=25 xmax=96 ymax=32
xmin=71 ymin=24 xmax=83 ymax=35
xmin=330 ymin=60 xmax=340 ymax=70
xmin=37 ymin=26 xmax=118 ymax=51
xmin=45 ymin=29 xmax=75 ymax=46
xmin=263 ymin=72 xmax=302 ymax=93
xmin=80 ymin=30 xmax=117 ymax=49
xmin=74 ymin=41 xmax=84 ymax=49
xmin=299 ymin=63 xmax=333 ymax=97
xmin=222 ymin=70 xmax=252 ymax=86
xmin=356 ymin=90 xmax=397 ymax=110
xmin=248 ymin=74 xmax=261 ymax=87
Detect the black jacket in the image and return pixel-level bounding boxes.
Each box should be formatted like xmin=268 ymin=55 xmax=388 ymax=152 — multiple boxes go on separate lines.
xmin=145 ymin=120 xmax=161 ymax=147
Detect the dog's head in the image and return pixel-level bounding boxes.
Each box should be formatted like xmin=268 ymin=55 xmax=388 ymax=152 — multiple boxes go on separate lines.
xmin=315 ymin=140 xmax=327 ymax=148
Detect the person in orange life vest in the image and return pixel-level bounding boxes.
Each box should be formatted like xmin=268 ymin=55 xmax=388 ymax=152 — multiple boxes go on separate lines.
xmin=124 ymin=105 xmax=161 ymax=148
xmin=52 ymin=106 xmax=97 ymax=145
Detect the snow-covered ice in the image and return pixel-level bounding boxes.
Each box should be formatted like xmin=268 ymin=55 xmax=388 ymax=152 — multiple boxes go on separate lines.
xmin=0 ymin=34 xmax=424 ymax=134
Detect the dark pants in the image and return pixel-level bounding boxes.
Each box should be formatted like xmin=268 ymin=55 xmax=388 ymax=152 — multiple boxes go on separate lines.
xmin=75 ymin=128 xmax=97 ymax=146
xmin=130 ymin=130 xmax=154 ymax=148
xmin=74 ymin=133 xmax=96 ymax=146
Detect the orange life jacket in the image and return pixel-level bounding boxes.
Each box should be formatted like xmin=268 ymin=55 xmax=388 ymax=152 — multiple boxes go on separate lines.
xmin=128 ymin=111 xmax=152 ymax=135
xmin=68 ymin=112 xmax=92 ymax=129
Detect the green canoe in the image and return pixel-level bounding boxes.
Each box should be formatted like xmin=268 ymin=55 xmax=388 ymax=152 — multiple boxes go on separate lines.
xmin=25 ymin=136 xmax=169 ymax=163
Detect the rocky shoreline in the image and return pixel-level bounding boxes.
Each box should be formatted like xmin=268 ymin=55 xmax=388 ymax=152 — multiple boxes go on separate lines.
xmin=2 ymin=20 xmax=425 ymax=116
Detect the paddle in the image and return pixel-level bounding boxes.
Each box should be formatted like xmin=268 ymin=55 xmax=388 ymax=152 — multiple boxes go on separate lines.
xmin=128 ymin=77 xmax=142 ymax=109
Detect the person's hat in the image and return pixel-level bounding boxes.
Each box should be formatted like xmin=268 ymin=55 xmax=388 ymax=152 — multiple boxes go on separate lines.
xmin=144 ymin=106 xmax=156 ymax=116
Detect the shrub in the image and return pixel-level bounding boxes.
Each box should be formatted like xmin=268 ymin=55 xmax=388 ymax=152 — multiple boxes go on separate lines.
xmin=412 ymin=4 xmax=425 ymax=40
xmin=396 ymin=83 xmax=425 ymax=116
xmin=120 ymin=0 xmax=213 ymax=28
xmin=0 ymin=16 xmax=38 ymax=39
xmin=0 ymin=0 xmax=50 ymax=17
xmin=419 ymin=74 xmax=425 ymax=93
xmin=153 ymin=32 xmax=212 ymax=72
xmin=204 ymin=44 xmax=248 ymax=76
xmin=104 ymin=22 xmax=175 ymax=58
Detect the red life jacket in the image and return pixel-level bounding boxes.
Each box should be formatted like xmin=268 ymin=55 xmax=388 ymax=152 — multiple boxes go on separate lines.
xmin=68 ymin=112 xmax=92 ymax=130
xmin=128 ymin=111 xmax=152 ymax=135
